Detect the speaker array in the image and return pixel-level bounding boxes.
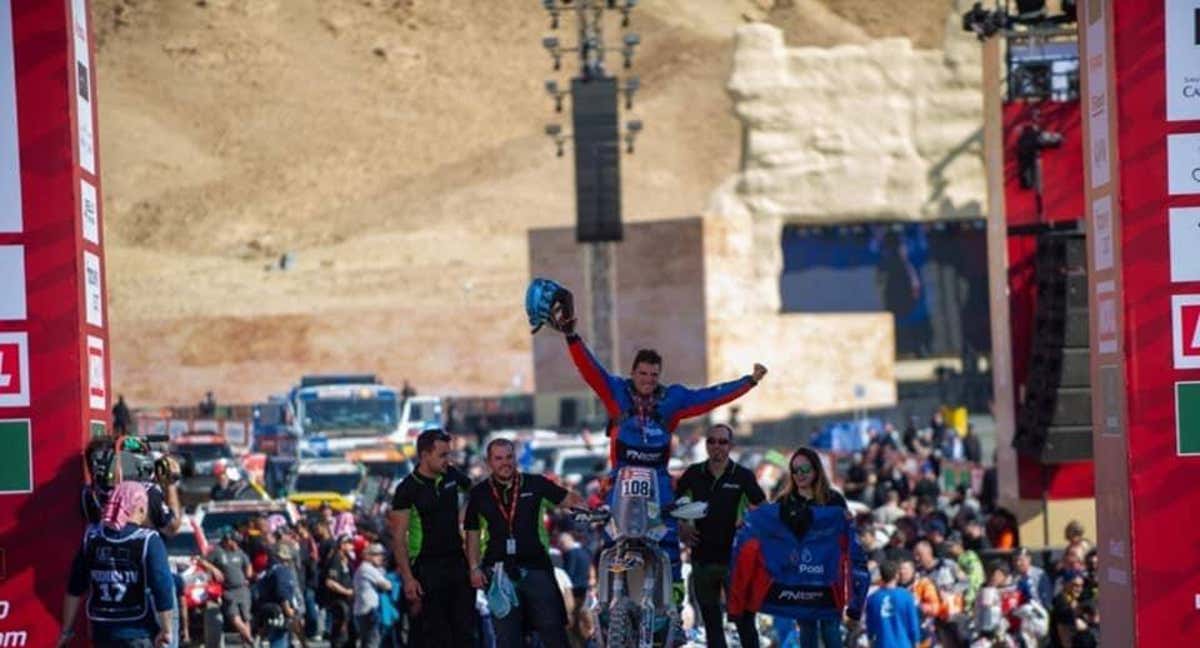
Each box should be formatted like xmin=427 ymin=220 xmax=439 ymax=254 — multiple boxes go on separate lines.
xmin=1014 ymin=231 xmax=1093 ymax=463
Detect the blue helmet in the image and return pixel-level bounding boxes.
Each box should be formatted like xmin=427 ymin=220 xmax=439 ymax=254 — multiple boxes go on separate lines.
xmin=525 ymin=278 xmax=573 ymax=334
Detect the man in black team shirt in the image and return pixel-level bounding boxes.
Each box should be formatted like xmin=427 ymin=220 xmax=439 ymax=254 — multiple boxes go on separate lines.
xmin=464 ymin=438 xmax=583 ymax=648
xmin=388 ymin=429 xmax=476 ymax=648
xmin=675 ymin=423 xmax=766 ymax=648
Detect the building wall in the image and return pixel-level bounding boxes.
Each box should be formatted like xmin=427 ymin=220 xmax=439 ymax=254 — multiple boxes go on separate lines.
xmin=530 ymin=216 xmax=897 ymax=427
xmin=529 ymin=218 xmax=708 ymax=396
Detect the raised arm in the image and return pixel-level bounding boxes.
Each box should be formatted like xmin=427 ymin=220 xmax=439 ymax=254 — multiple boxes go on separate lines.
xmin=665 ymin=373 xmax=764 ymax=432
xmin=565 ymin=334 xmax=622 ymax=417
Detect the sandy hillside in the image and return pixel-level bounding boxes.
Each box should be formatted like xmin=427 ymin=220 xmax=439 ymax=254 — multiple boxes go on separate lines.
xmin=94 ymin=0 xmax=954 ymax=405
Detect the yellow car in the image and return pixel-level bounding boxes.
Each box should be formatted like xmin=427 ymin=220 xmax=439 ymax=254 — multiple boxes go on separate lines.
xmin=285 ymin=458 xmax=365 ymax=512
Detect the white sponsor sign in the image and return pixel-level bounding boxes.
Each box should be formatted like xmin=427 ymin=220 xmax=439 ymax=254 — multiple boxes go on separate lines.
xmin=71 ymin=0 xmax=95 ymax=174
xmin=1171 ymin=294 xmax=1200 ymax=369
xmin=1170 ymin=207 xmax=1200 ymax=282
xmin=1086 ymin=1 xmax=1111 ymax=188
xmin=1166 ymin=0 xmax=1200 ymax=122
xmin=0 ymin=1 xmax=22 ymax=234
xmin=83 ymin=250 xmax=103 ymax=326
xmin=1168 ymin=133 xmax=1200 ymax=195
xmin=1092 ymin=195 xmax=1114 ymax=271
xmin=0 ymin=245 xmax=24 ymax=321
xmin=80 ymin=178 xmax=99 ymax=243
xmin=87 ymin=335 xmax=105 ymax=411
xmin=1097 ymin=280 xmax=1118 ymax=355
xmin=0 ymin=332 xmax=30 ymax=408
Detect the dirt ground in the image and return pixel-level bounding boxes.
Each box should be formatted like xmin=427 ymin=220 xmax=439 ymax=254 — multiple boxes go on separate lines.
xmin=93 ymin=0 xmax=956 ymax=405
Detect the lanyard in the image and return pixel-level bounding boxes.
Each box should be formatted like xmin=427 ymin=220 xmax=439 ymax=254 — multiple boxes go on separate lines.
xmin=489 ymin=473 xmax=521 ymax=536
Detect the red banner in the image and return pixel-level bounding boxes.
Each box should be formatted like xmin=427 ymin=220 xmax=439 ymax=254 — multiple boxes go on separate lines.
xmin=0 ymin=0 xmax=110 ymax=644
xmin=1081 ymin=0 xmax=1200 ymax=644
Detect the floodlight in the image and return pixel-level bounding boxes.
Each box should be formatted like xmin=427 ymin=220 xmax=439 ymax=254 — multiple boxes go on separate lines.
xmin=623 ymin=76 xmax=639 ymax=109
xmin=545 ymin=123 xmax=566 ymax=157
xmin=624 ymin=119 xmax=643 ymax=153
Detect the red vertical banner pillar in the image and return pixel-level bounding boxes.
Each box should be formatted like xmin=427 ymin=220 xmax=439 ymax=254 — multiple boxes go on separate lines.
xmin=0 ymin=0 xmax=110 ymax=643
xmin=1081 ymin=0 xmax=1200 ymax=644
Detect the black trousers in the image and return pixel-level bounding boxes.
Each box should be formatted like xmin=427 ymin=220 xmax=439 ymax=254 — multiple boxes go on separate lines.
xmin=329 ymin=596 xmax=354 ymax=648
xmin=491 ymin=567 xmax=569 ymax=648
xmin=410 ymin=557 xmax=478 ymax=648
xmin=691 ymin=562 xmax=758 ymax=648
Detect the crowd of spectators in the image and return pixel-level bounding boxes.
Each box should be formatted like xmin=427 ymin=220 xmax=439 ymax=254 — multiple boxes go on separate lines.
xmin=67 ymin=407 xmax=1102 ymax=648
xmin=827 ymin=413 xmax=1101 ymax=648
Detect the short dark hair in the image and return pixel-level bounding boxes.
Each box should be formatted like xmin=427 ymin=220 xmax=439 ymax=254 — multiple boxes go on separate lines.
xmin=879 ymin=560 xmax=899 ymax=584
xmin=416 ymin=428 xmax=450 ymax=457
xmin=486 ymin=438 xmax=515 ymax=458
xmin=631 ymin=349 xmax=662 ymax=370
xmin=707 ymin=423 xmax=734 ymax=441
xmin=986 ymin=560 xmax=1010 ymax=577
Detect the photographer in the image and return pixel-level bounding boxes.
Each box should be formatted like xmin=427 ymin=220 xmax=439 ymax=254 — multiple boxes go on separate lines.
xmin=83 ymin=437 xmax=182 ymax=536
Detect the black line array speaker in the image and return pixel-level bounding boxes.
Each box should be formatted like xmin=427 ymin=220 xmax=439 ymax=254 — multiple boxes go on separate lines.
xmin=1014 ymin=231 xmax=1093 ymax=463
xmin=572 ymin=77 xmax=623 ymax=243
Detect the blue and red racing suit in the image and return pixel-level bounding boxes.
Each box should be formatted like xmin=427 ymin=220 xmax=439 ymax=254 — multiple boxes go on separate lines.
xmin=566 ymin=334 xmax=758 ymax=581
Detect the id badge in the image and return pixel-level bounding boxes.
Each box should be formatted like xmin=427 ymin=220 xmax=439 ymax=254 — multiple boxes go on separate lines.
xmin=506 ymin=538 xmax=517 ymax=555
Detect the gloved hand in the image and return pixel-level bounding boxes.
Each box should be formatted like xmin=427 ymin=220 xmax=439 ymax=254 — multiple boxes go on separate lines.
xmin=551 ymin=300 xmax=576 ymax=335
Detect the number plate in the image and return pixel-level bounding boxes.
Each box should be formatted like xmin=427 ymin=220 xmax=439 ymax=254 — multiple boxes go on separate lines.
xmin=618 ymin=467 xmax=654 ymax=499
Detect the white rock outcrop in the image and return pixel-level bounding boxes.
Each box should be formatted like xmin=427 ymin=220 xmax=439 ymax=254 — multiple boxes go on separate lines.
xmin=703 ymin=8 xmax=985 ymax=419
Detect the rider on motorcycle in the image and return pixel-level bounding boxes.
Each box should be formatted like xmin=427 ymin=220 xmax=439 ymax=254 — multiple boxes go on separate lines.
xmin=552 ymin=304 xmax=767 ymax=602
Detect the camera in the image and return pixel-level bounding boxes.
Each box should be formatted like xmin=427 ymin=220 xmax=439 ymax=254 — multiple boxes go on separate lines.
xmin=154 ymin=455 xmax=182 ymax=485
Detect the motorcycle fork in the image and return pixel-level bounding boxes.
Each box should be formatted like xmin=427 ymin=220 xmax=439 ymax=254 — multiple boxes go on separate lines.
xmin=638 ymin=555 xmax=656 ymax=648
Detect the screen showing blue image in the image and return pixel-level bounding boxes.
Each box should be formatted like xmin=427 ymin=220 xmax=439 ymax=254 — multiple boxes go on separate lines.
xmin=780 ymin=221 xmax=991 ymax=359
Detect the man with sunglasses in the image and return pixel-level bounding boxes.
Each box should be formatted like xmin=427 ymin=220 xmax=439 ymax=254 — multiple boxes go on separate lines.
xmin=675 ymin=424 xmax=766 ymax=648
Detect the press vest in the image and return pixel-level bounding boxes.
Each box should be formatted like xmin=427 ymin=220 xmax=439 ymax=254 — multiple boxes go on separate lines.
xmin=82 ymin=524 xmax=155 ymax=622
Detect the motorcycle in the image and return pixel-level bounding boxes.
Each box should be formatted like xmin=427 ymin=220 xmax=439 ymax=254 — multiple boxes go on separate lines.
xmin=179 ymin=559 xmax=225 ymax=647
xmin=575 ymin=466 xmax=707 ymax=648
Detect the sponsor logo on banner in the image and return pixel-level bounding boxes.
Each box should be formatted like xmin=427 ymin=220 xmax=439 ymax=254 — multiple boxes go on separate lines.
xmin=1171 ymin=208 xmax=1200 ymax=282
xmin=0 ymin=333 xmax=29 ymax=408
xmin=87 ymin=335 xmax=106 ymax=411
xmin=71 ymin=0 xmax=95 ymax=173
xmin=0 ymin=419 xmax=32 ymax=493
xmin=1172 ymin=295 xmax=1200 ymax=369
xmin=0 ymin=245 xmax=25 ymax=321
xmin=80 ymin=179 xmax=99 ymax=244
xmin=1097 ymin=281 xmax=1118 ymax=354
xmin=1166 ymin=0 xmax=1200 ymax=121
xmin=1168 ymin=134 xmax=1200 ymax=195
xmin=1092 ymin=196 xmax=1113 ymax=271
xmin=0 ymin=0 xmax=22 ymax=233
xmin=1175 ymin=381 xmax=1200 ymax=455
xmin=84 ymin=251 xmax=103 ymax=326
xmin=1086 ymin=0 xmax=1110 ymax=188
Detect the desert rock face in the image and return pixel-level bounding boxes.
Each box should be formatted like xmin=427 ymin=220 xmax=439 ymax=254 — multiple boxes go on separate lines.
xmin=93 ymin=0 xmax=972 ymax=408
xmin=701 ymin=6 xmax=985 ymax=418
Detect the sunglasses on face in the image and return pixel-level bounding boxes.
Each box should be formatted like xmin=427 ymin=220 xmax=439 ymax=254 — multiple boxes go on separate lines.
xmin=706 ymin=438 xmax=730 ymax=445
xmin=791 ymin=463 xmax=814 ymax=475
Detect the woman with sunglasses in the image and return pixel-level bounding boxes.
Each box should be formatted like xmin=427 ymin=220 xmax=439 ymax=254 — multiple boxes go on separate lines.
xmin=776 ymin=447 xmax=854 ymax=648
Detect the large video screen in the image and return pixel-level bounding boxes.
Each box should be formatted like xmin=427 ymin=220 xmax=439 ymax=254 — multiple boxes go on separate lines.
xmin=780 ymin=221 xmax=991 ymax=359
